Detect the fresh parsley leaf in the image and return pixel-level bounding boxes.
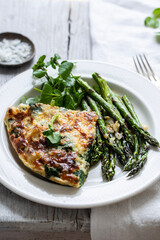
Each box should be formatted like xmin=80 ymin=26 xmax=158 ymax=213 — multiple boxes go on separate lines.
xmin=26 ymin=96 xmax=41 ymax=105
xmin=43 ymin=116 xmax=61 ymax=146
xmin=38 ymin=55 xmax=46 ymax=63
xmin=51 ymin=89 xmax=63 ymax=107
xmin=44 ymin=130 xmax=61 ymax=146
xmin=49 ymin=76 xmax=55 ymax=85
xmin=53 ymin=98 xmax=63 ymax=107
xmin=45 ymin=61 xmax=51 ymax=68
xmin=45 ymin=54 xmax=60 ymax=69
xmin=144 ymin=16 xmax=159 ymax=28
xmin=71 ymin=85 xmax=84 ymax=107
xmin=50 ymin=54 xmax=61 ymax=69
xmin=43 ymin=128 xmax=61 ymax=146
xmin=64 ymin=76 xmax=76 ymax=88
xmin=53 ymin=89 xmax=63 ymax=96
xmin=31 ymin=54 xmax=84 ymax=111
xmin=72 ymin=91 xmax=84 ymax=107
xmin=40 ymin=82 xmax=53 ymax=104
xmin=59 ymin=61 xmax=74 ymax=79
xmin=64 ymin=94 xmax=76 ymax=110
xmin=153 ymin=8 xmax=160 ymax=18
xmin=58 ymin=78 xmax=66 ymax=92
xmin=32 ymin=55 xmax=46 ymax=70
xmin=33 ymin=69 xmax=47 ymax=78
xmin=50 ymin=98 xmax=63 ymax=107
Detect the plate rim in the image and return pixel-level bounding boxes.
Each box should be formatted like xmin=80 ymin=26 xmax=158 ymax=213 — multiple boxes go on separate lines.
xmin=0 ymin=60 xmax=160 ymax=209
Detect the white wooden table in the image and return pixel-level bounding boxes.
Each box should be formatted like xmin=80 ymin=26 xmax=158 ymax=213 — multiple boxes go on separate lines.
xmin=0 ymin=0 xmax=91 ymax=239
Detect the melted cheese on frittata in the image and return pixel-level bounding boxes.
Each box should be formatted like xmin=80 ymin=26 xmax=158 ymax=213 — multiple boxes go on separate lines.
xmin=4 ymin=103 xmax=98 ymax=188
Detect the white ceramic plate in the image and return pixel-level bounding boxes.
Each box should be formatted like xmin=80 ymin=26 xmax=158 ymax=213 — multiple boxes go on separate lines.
xmin=0 ymin=61 xmax=160 ymax=209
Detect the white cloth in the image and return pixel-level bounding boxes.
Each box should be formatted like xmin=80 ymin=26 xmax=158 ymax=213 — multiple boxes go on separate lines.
xmin=90 ymin=0 xmax=160 ymax=74
xmin=90 ymin=1 xmax=160 ymax=239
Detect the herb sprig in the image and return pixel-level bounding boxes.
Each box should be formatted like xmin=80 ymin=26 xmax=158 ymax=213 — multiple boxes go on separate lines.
xmin=30 ymin=54 xmax=84 ymax=110
xmin=43 ymin=115 xmax=61 ymax=146
xmin=144 ymin=8 xmax=160 ymax=33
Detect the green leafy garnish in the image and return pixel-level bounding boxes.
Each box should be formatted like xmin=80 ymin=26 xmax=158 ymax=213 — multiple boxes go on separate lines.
xmin=32 ymin=55 xmax=46 ymax=71
xmin=33 ymin=69 xmax=47 ymax=78
xmin=144 ymin=17 xmax=159 ymax=28
xmin=64 ymin=76 xmax=76 ymax=88
xmin=40 ymin=82 xmax=53 ymax=104
xmin=43 ymin=115 xmax=61 ymax=146
xmin=43 ymin=127 xmax=61 ymax=146
xmin=32 ymin=54 xmax=60 ymax=83
xmin=44 ymin=165 xmax=60 ymax=178
xmin=51 ymin=89 xmax=63 ymax=107
xmin=59 ymin=61 xmax=74 ymax=79
xmin=49 ymin=54 xmax=61 ymax=69
xmin=64 ymin=89 xmax=76 ymax=109
xmin=144 ymin=8 xmax=160 ymax=29
xmin=31 ymin=54 xmax=84 ymax=110
xmin=49 ymin=76 xmax=55 ymax=85
xmin=153 ymin=8 xmax=160 ymax=18
xmin=26 ymin=96 xmax=41 ymax=105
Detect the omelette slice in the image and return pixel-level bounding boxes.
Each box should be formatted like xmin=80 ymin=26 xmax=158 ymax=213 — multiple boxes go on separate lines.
xmin=4 ymin=103 xmax=98 ymax=188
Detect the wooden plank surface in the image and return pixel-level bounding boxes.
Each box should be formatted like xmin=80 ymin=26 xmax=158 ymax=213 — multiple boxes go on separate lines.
xmin=68 ymin=0 xmax=91 ymax=60
xmin=0 ymin=0 xmax=91 ymax=239
xmin=0 ymin=231 xmax=90 ymax=240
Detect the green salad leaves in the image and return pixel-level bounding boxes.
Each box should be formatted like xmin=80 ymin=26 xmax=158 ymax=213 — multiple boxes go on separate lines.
xmin=144 ymin=17 xmax=159 ymax=29
xmin=30 ymin=54 xmax=84 ymax=110
xmin=153 ymin=8 xmax=160 ymax=19
xmin=144 ymin=8 xmax=160 ymax=29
